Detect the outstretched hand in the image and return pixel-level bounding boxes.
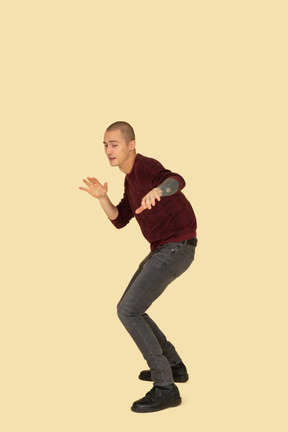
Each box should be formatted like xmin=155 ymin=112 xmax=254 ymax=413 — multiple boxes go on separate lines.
xmin=79 ymin=177 xmax=108 ymax=199
xmin=135 ymin=188 xmax=162 ymax=214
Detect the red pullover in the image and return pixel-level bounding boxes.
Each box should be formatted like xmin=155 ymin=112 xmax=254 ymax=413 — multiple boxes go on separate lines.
xmin=110 ymin=154 xmax=197 ymax=251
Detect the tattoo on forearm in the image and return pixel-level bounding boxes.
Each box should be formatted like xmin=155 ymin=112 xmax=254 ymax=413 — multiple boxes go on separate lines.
xmin=158 ymin=178 xmax=180 ymax=197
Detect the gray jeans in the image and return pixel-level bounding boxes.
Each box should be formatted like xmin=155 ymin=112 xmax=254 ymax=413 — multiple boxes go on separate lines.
xmin=117 ymin=240 xmax=196 ymax=386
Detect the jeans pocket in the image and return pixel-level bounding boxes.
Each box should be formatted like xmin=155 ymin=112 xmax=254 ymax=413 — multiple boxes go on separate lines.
xmin=171 ymin=245 xmax=195 ymax=278
xmin=150 ymin=245 xmax=178 ymax=269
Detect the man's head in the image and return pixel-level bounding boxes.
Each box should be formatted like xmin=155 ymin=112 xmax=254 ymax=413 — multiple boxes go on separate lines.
xmin=103 ymin=121 xmax=136 ymax=173
xmin=105 ymin=121 xmax=135 ymax=145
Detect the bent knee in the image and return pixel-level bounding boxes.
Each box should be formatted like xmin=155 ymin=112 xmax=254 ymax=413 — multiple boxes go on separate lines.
xmin=117 ymin=303 xmax=140 ymax=320
xmin=117 ymin=303 xmax=128 ymax=320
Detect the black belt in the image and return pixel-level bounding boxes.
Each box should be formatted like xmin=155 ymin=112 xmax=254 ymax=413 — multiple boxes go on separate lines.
xmin=186 ymin=237 xmax=198 ymax=247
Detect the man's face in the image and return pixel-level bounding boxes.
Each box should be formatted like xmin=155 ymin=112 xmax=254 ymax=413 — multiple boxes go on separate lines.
xmin=103 ymin=129 xmax=134 ymax=168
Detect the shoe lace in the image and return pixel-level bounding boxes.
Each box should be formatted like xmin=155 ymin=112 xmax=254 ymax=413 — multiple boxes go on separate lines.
xmin=145 ymin=386 xmax=158 ymax=399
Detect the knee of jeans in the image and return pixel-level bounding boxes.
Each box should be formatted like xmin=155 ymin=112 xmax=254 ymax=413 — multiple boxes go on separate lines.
xmin=117 ymin=302 xmax=137 ymax=320
xmin=117 ymin=304 xmax=123 ymax=320
xmin=117 ymin=303 xmax=127 ymax=320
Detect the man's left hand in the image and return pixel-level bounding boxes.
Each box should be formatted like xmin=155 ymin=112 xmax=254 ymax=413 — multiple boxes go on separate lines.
xmin=135 ymin=188 xmax=162 ymax=214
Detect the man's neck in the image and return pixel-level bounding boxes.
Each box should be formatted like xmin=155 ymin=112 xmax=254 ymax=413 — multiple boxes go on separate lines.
xmin=119 ymin=152 xmax=137 ymax=174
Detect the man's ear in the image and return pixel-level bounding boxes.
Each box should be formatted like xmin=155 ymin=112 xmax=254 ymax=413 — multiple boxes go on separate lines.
xmin=130 ymin=140 xmax=136 ymax=151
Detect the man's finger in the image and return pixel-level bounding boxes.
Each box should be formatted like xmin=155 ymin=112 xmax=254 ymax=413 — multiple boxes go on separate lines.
xmin=91 ymin=177 xmax=100 ymax=185
xmin=145 ymin=197 xmax=152 ymax=210
xmin=135 ymin=204 xmax=147 ymax=214
xmin=154 ymin=191 xmax=161 ymax=201
xmin=140 ymin=199 xmax=147 ymax=210
xmin=87 ymin=177 xmax=96 ymax=184
xmin=79 ymin=187 xmax=88 ymax=192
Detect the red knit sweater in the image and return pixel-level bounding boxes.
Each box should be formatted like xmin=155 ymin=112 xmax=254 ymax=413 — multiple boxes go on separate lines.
xmin=110 ymin=154 xmax=197 ymax=250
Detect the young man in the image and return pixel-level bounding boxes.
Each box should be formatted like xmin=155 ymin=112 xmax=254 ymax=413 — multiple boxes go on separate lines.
xmin=79 ymin=121 xmax=197 ymax=413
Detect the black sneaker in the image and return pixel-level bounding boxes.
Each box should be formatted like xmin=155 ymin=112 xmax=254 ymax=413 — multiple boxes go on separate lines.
xmin=139 ymin=362 xmax=189 ymax=383
xmin=131 ymin=384 xmax=182 ymax=413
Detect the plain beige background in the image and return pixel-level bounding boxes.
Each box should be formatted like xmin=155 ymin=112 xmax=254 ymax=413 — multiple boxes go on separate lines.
xmin=1 ymin=1 xmax=287 ymax=431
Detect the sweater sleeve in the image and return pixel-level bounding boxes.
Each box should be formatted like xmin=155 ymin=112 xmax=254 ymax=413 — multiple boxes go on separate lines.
xmin=140 ymin=157 xmax=186 ymax=192
xmin=109 ymin=183 xmax=134 ymax=229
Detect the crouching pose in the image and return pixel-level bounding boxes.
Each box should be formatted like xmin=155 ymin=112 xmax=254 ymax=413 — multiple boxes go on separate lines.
xmin=79 ymin=121 xmax=197 ymax=413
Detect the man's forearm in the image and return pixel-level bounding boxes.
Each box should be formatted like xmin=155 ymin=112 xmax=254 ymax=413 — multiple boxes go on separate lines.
xmin=158 ymin=178 xmax=180 ymax=197
xmin=99 ymin=195 xmax=119 ymax=220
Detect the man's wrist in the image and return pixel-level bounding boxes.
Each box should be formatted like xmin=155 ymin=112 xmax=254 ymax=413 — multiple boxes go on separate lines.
xmin=99 ymin=195 xmax=108 ymax=202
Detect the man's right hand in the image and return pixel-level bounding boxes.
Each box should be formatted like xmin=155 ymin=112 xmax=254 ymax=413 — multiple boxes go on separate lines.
xmin=79 ymin=177 xmax=108 ymax=199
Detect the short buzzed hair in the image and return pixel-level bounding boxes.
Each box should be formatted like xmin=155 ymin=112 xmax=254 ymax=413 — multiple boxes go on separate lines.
xmin=106 ymin=121 xmax=135 ymax=144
